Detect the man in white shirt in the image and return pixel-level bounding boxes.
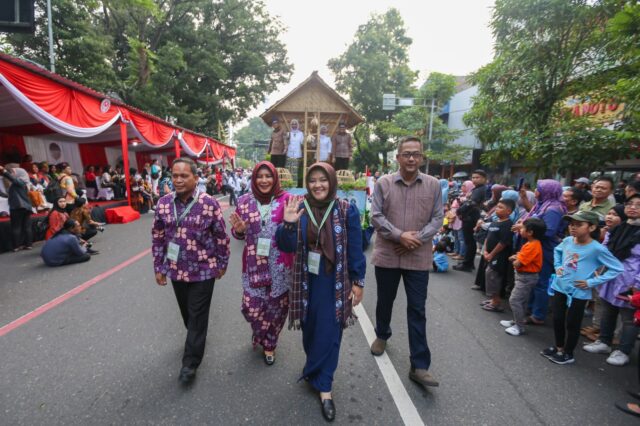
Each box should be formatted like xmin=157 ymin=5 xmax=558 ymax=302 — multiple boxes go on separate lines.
xmin=317 ymin=125 xmax=332 ymax=162
xmin=285 ymin=119 xmax=304 ymax=187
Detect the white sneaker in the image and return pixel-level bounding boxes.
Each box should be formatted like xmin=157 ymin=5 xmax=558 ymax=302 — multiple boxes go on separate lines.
xmin=505 ymin=325 xmax=524 ymax=336
xmin=606 ymin=350 xmax=630 ymax=366
xmin=500 ymin=320 xmax=515 ymax=328
xmin=582 ymin=340 xmax=612 ymax=354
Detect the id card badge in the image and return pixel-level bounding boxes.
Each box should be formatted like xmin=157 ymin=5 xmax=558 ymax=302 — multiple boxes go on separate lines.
xmin=257 ymin=238 xmax=271 ymax=257
xmin=167 ymin=242 xmax=180 ymax=262
xmin=308 ymin=250 xmax=321 ymax=275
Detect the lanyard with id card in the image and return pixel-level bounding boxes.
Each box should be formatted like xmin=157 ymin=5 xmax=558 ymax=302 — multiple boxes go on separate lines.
xmin=303 ymin=199 xmax=334 ymax=275
xmin=256 ymin=197 xmax=274 ymax=257
xmin=167 ymin=191 xmax=199 ymax=262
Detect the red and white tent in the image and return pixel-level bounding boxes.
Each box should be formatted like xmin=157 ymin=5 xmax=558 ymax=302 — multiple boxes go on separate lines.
xmin=0 ymin=52 xmax=236 ymax=205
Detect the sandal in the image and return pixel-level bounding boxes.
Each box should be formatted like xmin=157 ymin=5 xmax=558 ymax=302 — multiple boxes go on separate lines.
xmin=615 ymin=401 xmax=640 ymax=418
xmin=524 ymin=316 xmax=544 ymax=325
xmin=482 ymin=304 xmax=504 ymax=312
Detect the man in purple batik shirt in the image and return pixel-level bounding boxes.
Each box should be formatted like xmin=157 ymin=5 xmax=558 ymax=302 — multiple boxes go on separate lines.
xmin=152 ymin=157 xmax=230 ymax=385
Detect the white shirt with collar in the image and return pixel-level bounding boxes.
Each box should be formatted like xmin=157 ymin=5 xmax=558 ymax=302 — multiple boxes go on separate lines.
xmin=318 ymin=134 xmax=332 ymax=161
xmin=287 ymin=130 xmax=304 ymax=158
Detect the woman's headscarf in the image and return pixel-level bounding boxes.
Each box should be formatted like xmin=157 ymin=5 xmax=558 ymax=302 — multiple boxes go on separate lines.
xmin=51 ymin=197 xmax=67 ymax=213
xmin=250 ymin=161 xmax=284 ymax=204
xmin=461 ymin=180 xmax=474 ymax=196
xmin=305 ymin=162 xmax=338 ymax=271
xmin=523 ymin=179 xmax=567 ymax=220
xmin=485 ymin=184 xmax=508 ymax=217
xmin=439 ymin=179 xmax=449 ymax=205
xmin=608 ymin=196 xmax=640 ymax=260
xmin=501 ymin=189 xmax=521 ymax=222
xmin=610 ymin=203 xmax=627 ymax=223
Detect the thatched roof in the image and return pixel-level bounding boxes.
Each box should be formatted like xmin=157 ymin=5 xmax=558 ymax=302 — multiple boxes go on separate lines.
xmin=260 ymin=71 xmax=364 ymax=130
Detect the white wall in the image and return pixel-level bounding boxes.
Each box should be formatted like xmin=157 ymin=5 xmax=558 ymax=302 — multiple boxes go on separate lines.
xmin=447 ymin=86 xmax=482 ymax=151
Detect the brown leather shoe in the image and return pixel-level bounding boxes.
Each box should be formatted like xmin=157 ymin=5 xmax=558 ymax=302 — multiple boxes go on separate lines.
xmin=370 ymin=338 xmax=386 ymax=356
xmin=409 ymin=368 xmax=439 ymax=387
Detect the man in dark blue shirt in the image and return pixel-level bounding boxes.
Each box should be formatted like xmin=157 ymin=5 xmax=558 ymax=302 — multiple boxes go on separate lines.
xmin=41 ymin=219 xmax=91 ymax=266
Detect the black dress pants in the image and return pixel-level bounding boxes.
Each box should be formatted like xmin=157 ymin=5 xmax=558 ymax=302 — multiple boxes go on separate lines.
xmin=334 ymin=157 xmax=349 ymax=171
xmin=270 ymin=154 xmax=286 ymax=168
xmin=61 ymin=253 xmax=91 ymax=265
xmin=10 ymin=208 xmax=33 ymax=249
xmin=461 ymin=222 xmax=477 ymax=269
xmin=172 ymin=279 xmax=215 ymax=368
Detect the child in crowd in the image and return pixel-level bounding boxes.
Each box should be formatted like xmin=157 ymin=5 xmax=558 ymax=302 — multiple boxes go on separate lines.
xmin=480 ymin=199 xmax=515 ymax=312
xmin=433 ymin=241 xmax=449 ymax=273
xmin=541 ymin=211 xmax=624 ymax=365
xmin=500 ymin=217 xmax=546 ymax=336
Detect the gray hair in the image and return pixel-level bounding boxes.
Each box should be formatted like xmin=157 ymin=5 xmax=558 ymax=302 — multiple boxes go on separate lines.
xmin=171 ymin=157 xmax=198 ymax=176
xmin=290 ymin=119 xmax=299 ymax=125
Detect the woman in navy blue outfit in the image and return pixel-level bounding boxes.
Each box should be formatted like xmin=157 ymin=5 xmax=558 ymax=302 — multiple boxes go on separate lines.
xmin=276 ymin=163 xmax=366 ymax=422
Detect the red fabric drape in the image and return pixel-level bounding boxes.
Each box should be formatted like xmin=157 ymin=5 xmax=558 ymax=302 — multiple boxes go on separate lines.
xmin=0 ymin=134 xmax=26 ymax=163
xmin=209 ymin=142 xmax=224 ymax=159
xmin=180 ymin=132 xmax=207 ymax=156
xmin=0 ymin=60 xmax=120 ymax=128
xmin=125 ymin=110 xmax=175 ymax=147
xmin=78 ymin=144 xmax=108 ymax=168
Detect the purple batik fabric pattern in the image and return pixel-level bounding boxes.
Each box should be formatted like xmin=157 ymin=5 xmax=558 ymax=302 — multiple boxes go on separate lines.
xmin=232 ymin=192 xmax=292 ymax=350
xmin=152 ymin=191 xmax=230 ymax=282
xmin=241 ymin=291 xmax=289 ymax=351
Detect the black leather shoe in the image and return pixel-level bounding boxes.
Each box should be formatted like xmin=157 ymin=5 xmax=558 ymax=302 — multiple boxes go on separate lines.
xmin=264 ymin=352 xmax=275 ymax=366
xmin=453 ymin=265 xmax=474 ymax=272
xmin=321 ymin=398 xmax=336 ymax=422
xmin=179 ymin=366 xmax=196 ymax=385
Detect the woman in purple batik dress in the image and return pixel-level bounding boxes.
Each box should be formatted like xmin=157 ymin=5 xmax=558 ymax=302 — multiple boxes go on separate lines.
xmin=229 ymin=161 xmax=292 ymax=366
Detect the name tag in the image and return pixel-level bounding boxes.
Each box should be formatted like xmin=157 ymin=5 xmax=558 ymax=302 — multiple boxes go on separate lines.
xmin=167 ymin=242 xmax=180 ymax=262
xmin=308 ymin=250 xmax=321 ymax=275
xmin=257 ymin=238 xmax=271 ymax=257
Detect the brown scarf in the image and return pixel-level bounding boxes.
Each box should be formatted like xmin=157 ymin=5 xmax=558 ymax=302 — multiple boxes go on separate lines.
xmin=305 ymin=162 xmax=338 ymax=272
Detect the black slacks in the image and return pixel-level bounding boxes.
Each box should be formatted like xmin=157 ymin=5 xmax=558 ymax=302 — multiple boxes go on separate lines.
xmin=461 ymin=222 xmax=477 ymax=269
xmin=270 ymin=154 xmax=286 ymax=168
xmin=172 ymin=279 xmax=215 ymax=368
xmin=10 ymin=208 xmax=33 ymax=249
xmin=334 ymin=157 xmax=349 ymax=171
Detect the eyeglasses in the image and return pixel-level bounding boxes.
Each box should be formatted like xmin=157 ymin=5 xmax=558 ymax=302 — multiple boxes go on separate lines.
xmin=399 ymin=152 xmax=424 ymax=159
xmin=625 ymin=202 xmax=640 ymax=209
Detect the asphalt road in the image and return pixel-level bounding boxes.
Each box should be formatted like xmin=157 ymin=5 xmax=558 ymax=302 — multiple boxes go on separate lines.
xmin=0 ymin=201 xmax=637 ymax=425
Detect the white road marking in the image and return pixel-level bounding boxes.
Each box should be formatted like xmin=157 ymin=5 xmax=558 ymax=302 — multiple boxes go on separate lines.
xmin=354 ymin=303 xmax=426 ymax=426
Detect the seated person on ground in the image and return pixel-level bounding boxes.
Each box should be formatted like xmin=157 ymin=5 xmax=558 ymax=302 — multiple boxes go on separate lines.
xmin=433 ymin=241 xmax=449 ymax=272
xmin=41 ymin=219 xmax=91 ymax=266
xmin=70 ymin=198 xmax=105 ymax=241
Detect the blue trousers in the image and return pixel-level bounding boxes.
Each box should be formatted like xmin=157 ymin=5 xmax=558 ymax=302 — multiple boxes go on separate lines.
xmin=374 ymin=267 xmax=431 ymax=370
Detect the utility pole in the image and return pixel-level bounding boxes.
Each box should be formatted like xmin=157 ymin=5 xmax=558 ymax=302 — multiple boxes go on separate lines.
xmin=426 ymin=98 xmax=435 ymax=174
xmin=46 ymin=0 xmax=55 ymax=72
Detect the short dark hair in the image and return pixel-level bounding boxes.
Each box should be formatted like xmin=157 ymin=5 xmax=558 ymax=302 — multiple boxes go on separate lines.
xmin=594 ymin=175 xmax=614 ymax=190
xmin=565 ymin=187 xmax=585 ymax=203
xmin=523 ymin=217 xmax=547 ymax=240
xmin=435 ymin=240 xmax=447 ymax=252
xmin=497 ymin=198 xmax=515 ymax=212
xmin=626 ymin=180 xmax=640 ymax=193
xmin=172 ymin=157 xmax=198 ymax=176
xmin=398 ymin=136 xmax=423 ymax=152
xmin=472 ymin=169 xmax=487 ymax=178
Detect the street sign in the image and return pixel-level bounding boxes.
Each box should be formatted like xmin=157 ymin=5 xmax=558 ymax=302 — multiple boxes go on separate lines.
xmin=382 ymin=94 xmax=396 ymax=111
xmin=398 ymin=98 xmax=414 ymax=107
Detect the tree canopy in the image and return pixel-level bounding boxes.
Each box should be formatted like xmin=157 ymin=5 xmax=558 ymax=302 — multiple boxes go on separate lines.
xmin=1 ymin=0 xmax=293 ymax=135
xmin=464 ymin=0 xmax=639 ymax=176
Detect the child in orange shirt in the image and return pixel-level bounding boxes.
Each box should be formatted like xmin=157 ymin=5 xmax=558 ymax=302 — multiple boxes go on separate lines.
xmin=500 ymin=218 xmax=546 ymax=336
